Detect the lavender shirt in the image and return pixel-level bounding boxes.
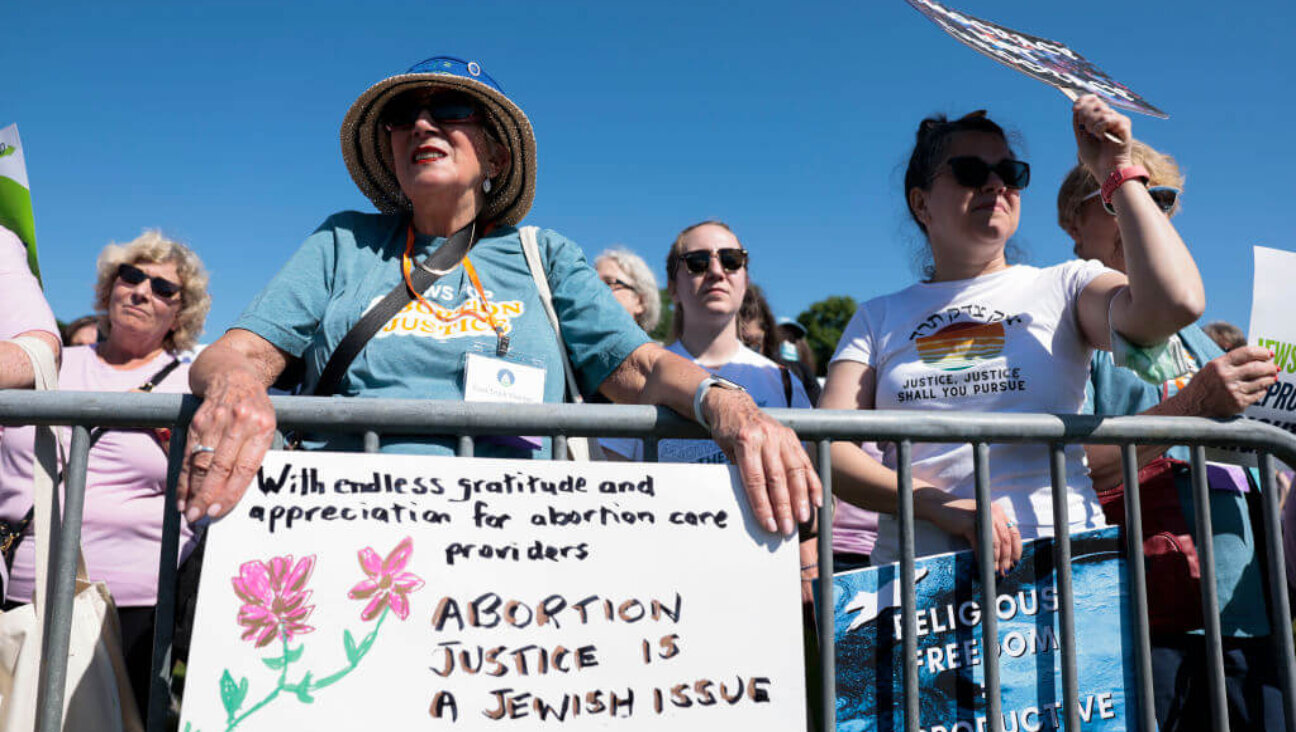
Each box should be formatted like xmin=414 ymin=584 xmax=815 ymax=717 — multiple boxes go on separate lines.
xmin=0 ymin=347 xmax=197 ymax=606
xmin=832 ymin=442 xmax=880 ymax=556
xmin=0 ymin=227 xmax=57 ymax=341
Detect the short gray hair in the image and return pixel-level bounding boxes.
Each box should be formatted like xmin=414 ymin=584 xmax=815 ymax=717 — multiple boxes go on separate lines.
xmin=595 ymin=247 xmax=660 ymax=333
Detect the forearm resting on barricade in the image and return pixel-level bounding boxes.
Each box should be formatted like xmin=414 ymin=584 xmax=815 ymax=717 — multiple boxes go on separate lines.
xmin=600 ymin=343 xmax=821 ymax=536
xmin=180 ymin=330 xmax=284 ymax=523
xmin=0 ymin=331 xmax=60 ymax=389
xmin=1084 ymin=346 xmax=1280 ymax=491
xmin=189 ymin=328 xmax=289 ymax=396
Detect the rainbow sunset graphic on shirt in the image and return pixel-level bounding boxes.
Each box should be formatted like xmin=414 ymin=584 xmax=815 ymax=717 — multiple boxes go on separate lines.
xmin=915 ymin=321 xmax=1005 ymax=371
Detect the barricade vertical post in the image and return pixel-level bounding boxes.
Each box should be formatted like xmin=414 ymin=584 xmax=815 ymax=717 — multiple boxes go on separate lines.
xmin=457 ymin=435 xmax=473 ymax=457
xmin=1120 ymin=444 xmax=1157 ymax=731
xmin=553 ymin=435 xmax=568 ymax=460
xmin=972 ymin=442 xmax=1003 ymax=732
xmin=896 ymin=439 xmax=919 ymax=731
xmin=35 ymin=424 xmax=92 ymax=732
xmin=644 ymin=437 xmax=658 ymax=463
xmin=363 ymin=430 xmax=380 ymax=453
xmin=1257 ymin=453 xmax=1296 ymax=732
xmin=1189 ymin=445 xmax=1228 ymax=730
xmin=146 ymin=414 xmax=192 ymax=732
xmin=816 ymin=440 xmax=835 ymax=732
xmin=1047 ymin=444 xmax=1079 ymax=731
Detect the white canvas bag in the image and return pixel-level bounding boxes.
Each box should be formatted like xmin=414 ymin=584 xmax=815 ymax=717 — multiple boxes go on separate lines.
xmin=0 ymin=336 xmax=143 ymax=731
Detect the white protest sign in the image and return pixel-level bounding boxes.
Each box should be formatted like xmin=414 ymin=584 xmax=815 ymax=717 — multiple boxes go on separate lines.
xmin=1246 ymin=246 xmax=1296 ymax=435
xmin=904 ymin=0 xmax=1167 ymax=119
xmin=178 ymin=452 xmax=804 ymax=731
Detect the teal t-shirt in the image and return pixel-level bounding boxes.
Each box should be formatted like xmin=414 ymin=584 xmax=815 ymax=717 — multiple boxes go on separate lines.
xmin=235 ymin=212 xmax=650 ymax=457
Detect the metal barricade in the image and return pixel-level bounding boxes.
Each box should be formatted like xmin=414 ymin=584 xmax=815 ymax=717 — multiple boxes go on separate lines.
xmin=3 ymin=390 xmax=1296 ymax=732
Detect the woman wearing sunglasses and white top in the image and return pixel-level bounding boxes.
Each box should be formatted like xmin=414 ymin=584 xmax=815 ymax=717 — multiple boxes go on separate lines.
xmin=603 ymin=221 xmax=812 ymax=464
xmin=819 ymin=96 xmax=1205 ymax=571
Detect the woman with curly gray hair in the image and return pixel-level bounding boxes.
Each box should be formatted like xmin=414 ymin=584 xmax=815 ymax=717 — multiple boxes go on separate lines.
xmin=0 ymin=229 xmax=210 ymax=718
xmin=594 ymin=247 xmax=660 ymax=334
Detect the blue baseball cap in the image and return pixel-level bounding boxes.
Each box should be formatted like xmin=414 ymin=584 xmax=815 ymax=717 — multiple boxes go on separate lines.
xmin=777 ymin=317 xmax=807 ymax=337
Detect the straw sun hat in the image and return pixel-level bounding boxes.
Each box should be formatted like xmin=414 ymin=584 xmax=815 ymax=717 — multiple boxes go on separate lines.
xmin=340 ymin=55 xmax=536 ymax=226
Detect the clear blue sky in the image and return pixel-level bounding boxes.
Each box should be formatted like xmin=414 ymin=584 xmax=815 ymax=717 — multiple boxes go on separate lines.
xmin=5 ymin=0 xmax=1292 ymax=341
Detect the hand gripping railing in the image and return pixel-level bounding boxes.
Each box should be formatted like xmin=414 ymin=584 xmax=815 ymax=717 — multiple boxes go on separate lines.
xmin=2 ymin=390 xmax=1295 ymax=732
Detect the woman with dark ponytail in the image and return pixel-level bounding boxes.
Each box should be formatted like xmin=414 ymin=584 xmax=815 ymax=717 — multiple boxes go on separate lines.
xmin=820 ymin=96 xmax=1205 ymax=569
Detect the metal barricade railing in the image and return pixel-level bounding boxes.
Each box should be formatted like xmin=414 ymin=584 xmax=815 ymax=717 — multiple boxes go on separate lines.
xmin=3 ymin=390 xmax=1296 ymax=732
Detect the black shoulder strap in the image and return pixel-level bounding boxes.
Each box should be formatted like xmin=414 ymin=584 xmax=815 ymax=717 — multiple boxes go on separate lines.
xmin=781 ymin=365 xmax=794 ymax=408
xmin=138 ymin=357 xmax=182 ymax=393
xmin=313 ymin=221 xmax=476 ymax=397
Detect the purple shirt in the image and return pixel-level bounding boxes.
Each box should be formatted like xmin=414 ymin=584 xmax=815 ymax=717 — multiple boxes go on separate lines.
xmin=0 ymin=347 xmax=197 ymax=606
xmin=832 ymin=442 xmax=881 ymax=556
xmin=0 ymin=227 xmax=56 ymax=341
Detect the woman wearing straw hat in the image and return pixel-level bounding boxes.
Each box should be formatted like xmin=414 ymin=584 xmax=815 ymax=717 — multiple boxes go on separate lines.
xmin=177 ymin=56 xmax=819 ymax=537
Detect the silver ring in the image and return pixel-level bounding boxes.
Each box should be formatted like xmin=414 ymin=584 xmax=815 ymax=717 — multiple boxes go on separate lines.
xmin=1005 ymin=520 xmax=1018 ymax=530
xmin=190 ymin=444 xmax=216 ymax=457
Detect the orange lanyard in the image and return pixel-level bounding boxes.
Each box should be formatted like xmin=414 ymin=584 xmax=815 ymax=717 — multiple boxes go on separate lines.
xmin=462 ymin=257 xmax=509 ymax=356
xmin=400 ymin=224 xmax=510 ymax=356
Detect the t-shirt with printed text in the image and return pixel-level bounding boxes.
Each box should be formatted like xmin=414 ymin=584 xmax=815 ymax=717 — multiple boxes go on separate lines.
xmin=234 ymin=213 xmax=650 ymax=457
xmin=832 ymin=261 xmax=1113 ymax=563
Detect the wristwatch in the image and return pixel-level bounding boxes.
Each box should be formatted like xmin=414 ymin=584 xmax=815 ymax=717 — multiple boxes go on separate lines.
xmin=693 ymin=375 xmax=747 ymax=431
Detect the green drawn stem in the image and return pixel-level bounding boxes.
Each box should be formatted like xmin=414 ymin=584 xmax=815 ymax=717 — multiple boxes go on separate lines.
xmin=221 ymin=608 xmax=390 ymax=730
xmin=226 ymin=635 xmax=291 ymax=731
xmin=311 ymin=607 xmax=388 ymax=691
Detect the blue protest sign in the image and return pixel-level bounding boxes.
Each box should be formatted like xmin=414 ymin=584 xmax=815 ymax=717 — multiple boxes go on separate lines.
xmin=831 ymin=527 xmax=1144 ymax=731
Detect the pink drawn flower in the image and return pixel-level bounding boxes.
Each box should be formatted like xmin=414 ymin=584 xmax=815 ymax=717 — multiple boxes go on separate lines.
xmin=348 ymin=537 xmax=424 ymax=621
xmin=232 ymin=554 xmax=317 ymax=647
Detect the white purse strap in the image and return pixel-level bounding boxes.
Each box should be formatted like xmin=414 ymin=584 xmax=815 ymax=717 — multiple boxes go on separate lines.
xmin=518 ymin=227 xmax=603 ymax=461
xmin=10 ymin=336 xmax=86 ymax=615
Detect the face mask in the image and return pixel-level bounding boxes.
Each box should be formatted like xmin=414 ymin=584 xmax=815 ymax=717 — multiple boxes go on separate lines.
xmin=779 ymin=341 xmax=798 ymax=362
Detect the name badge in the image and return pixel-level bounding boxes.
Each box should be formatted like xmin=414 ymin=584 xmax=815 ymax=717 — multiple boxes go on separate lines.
xmin=463 ymin=353 xmax=546 ymax=405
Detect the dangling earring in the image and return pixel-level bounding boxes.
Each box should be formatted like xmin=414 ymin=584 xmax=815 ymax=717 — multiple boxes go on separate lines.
xmin=482 ymin=177 xmax=493 ymax=194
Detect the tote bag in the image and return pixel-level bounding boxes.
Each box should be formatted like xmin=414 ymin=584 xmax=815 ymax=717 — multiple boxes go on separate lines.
xmin=0 ymin=336 xmax=143 ymax=731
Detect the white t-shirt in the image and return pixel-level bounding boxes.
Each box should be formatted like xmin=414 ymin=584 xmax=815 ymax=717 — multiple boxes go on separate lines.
xmin=602 ymin=341 xmax=811 ymax=463
xmin=831 ymin=261 xmax=1113 ymax=563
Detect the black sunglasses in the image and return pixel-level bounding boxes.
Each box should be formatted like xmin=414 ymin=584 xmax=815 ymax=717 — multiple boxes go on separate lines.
xmin=944 ymin=156 xmax=1031 ymax=190
xmin=381 ymin=92 xmax=483 ymax=130
xmin=601 ymin=277 xmax=634 ymax=291
xmin=678 ymin=248 xmax=748 ymax=275
xmin=1084 ymin=185 xmax=1181 ymax=216
xmin=117 ymin=263 xmax=181 ymax=300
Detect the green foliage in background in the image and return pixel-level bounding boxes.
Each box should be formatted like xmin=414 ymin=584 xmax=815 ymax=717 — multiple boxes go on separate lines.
xmin=797 ymin=295 xmax=857 ymax=376
xmin=650 ymin=288 xmax=673 ymax=342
